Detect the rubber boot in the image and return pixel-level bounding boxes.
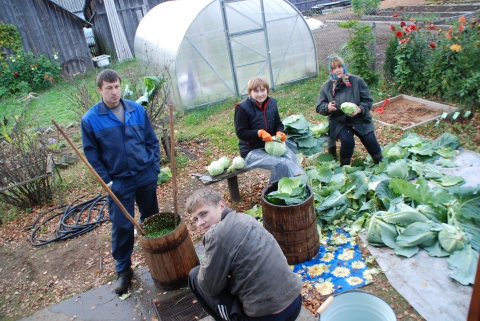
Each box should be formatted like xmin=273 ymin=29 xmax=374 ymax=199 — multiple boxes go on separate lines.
xmin=371 ymin=152 xmax=383 ymax=164
xmin=340 ymin=157 xmax=351 ymax=167
xmin=328 ymin=146 xmax=337 ymax=161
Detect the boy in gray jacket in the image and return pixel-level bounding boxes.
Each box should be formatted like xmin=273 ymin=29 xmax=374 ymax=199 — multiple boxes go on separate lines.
xmin=187 ymin=188 xmax=302 ymax=321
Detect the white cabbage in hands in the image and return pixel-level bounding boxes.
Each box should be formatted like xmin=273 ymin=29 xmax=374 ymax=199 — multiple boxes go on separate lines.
xmin=227 ymin=156 xmax=246 ymax=173
xmin=207 ymin=160 xmax=224 ymax=176
xmin=340 ymin=102 xmax=357 ymax=116
xmin=264 ymin=135 xmax=286 ymax=156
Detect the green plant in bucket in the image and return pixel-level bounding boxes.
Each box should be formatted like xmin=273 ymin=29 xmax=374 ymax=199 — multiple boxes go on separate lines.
xmin=142 ymin=214 xmax=180 ymax=238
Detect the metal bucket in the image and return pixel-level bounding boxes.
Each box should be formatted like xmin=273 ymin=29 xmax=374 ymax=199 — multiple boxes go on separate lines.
xmin=318 ymin=291 xmax=396 ymax=321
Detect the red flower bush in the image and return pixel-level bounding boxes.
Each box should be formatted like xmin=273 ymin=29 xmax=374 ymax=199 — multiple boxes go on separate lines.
xmin=399 ymin=37 xmax=410 ymax=45
xmin=427 ymin=25 xmax=436 ymax=30
xmin=400 ymin=21 xmax=406 ymax=27
xmin=429 ymin=42 xmax=436 ymax=49
xmin=390 ymin=25 xmax=395 ymax=31
xmin=13 ymin=72 xmax=19 ymax=78
xmin=392 ymin=13 xmax=399 ymax=18
xmin=396 ymin=31 xmax=403 ymax=38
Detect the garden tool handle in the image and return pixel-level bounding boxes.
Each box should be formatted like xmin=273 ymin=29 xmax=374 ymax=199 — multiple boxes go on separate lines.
xmin=376 ymin=99 xmax=390 ymax=114
xmin=316 ymin=296 xmax=334 ymax=316
xmin=51 ymin=119 xmax=146 ymax=236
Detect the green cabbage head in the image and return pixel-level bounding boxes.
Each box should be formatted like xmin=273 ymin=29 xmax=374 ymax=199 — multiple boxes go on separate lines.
xmin=340 ymin=102 xmax=357 ymax=116
xmin=218 ymin=156 xmax=231 ymax=169
xmin=265 ymin=136 xmax=286 ymax=157
xmin=227 ymin=156 xmax=246 ymax=173
xmin=207 ymin=160 xmax=224 ymax=176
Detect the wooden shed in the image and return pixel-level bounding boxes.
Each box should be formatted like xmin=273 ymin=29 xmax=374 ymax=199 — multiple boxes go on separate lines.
xmin=84 ymin=0 xmax=170 ymax=61
xmin=0 ymin=0 xmax=95 ymax=76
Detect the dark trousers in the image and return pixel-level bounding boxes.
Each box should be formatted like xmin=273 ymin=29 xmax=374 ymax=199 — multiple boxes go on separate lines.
xmin=108 ymin=178 xmax=159 ymax=273
xmin=188 ymin=266 xmax=302 ymax=321
xmin=337 ymin=125 xmax=382 ymax=159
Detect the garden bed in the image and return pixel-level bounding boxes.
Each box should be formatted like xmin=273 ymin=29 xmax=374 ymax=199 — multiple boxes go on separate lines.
xmin=371 ymin=94 xmax=457 ymax=130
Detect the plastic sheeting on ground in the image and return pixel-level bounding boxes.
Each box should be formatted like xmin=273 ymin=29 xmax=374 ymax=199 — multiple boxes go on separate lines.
xmin=294 ymin=229 xmax=372 ymax=297
xmin=359 ymin=148 xmax=480 ymax=321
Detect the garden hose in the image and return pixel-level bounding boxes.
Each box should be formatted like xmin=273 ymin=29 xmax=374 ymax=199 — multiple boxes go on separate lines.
xmin=30 ymin=193 xmax=109 ymax=246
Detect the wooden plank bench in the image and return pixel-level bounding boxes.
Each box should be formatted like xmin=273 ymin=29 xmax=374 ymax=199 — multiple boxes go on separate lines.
xmin=191 ymin=167 xmax=250 ymax=202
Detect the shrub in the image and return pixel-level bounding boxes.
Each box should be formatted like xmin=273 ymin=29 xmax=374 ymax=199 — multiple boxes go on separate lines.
xmin=424 ymin=17 xmax=480 ymax=109
xmin=338 ymin=20 xmax=379 ymax=86
xmin=0 ymin=118 xmax=58 ymax=208
xmin=0 ymin=51 xmax=62 ymax=98
xmin=351 ymin=0 xmax=381 ymax=16
xmin=383 ymin=32 xmax=399 ymax=80
xmin=390 ymin=21 xmax=436 ymax=93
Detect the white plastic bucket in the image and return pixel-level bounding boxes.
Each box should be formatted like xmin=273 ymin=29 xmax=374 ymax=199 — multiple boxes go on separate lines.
xmin=318 ymin=291 xmax=396 ymax=321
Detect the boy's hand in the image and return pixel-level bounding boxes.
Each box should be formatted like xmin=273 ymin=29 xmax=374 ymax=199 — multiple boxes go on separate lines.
xmin=258 ymin=129 xmax=272 ymax=142
xmin=276 ymin=131 xmax=287 ymax=142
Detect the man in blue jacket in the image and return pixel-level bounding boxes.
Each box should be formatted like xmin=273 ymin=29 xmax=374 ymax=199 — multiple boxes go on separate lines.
xmin=81 ymin=69 xmax=160 ymax=295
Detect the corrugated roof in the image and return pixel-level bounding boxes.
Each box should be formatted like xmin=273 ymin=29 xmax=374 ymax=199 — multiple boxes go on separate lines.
xmin=50 ymin=0 xmax=86 ymax=15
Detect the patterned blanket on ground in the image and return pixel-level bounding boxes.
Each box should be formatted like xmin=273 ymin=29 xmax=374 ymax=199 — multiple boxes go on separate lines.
xmin=293 ymin=229 xmax=373 ymax=296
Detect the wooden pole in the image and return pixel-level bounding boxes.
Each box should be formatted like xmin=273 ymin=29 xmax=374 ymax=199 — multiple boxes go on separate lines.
xmin=467 ymin=254 xmax=480 ymax=321
xmin=51 ymin=119 xmax=146 ymax=236
xmin=169 ymin=105 xmax=178 ymax=218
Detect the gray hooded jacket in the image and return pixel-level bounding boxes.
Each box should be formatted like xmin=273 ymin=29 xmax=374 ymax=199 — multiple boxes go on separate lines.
xmin=197 ymin=207 xmax=302 ymax=317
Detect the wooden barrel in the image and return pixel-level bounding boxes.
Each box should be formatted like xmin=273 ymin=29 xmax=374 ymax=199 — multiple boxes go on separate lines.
xmin=138 ymin=212 xmax=200 ymax=290
xmin=261 ymin=182 xmax=320 ymax=265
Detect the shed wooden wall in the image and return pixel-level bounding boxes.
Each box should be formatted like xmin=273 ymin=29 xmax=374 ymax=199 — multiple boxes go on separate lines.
xmin=85 ymin=0 xmax=170 ymax=59
xmin=0 ymin=0 xmax=94 ymax=76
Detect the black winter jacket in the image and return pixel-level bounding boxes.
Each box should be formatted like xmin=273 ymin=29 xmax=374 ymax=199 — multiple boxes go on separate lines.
xmin=234 ymin=97 xmax=284 ymax=158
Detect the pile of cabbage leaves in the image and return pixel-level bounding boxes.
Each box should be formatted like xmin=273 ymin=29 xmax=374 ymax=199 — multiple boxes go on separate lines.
xmin=308 ymin=131 xmax=479 ymax=285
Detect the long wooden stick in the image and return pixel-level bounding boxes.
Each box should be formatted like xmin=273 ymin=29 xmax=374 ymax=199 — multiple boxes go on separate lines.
xmin=467 ymin=254 xmax=480 ymax=320
xmin=51 ymin=119 xmax=146 ymax=236
xmin=169 ymin=105 xmax=178 ymax=218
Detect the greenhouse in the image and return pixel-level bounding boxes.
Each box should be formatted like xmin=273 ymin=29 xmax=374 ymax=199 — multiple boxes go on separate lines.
xmin=134 ymin=0 xmax=317 ymax=111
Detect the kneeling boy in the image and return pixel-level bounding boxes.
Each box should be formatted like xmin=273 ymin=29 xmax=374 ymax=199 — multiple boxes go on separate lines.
xmin=187 ymin=188 xmax=302 ymax=321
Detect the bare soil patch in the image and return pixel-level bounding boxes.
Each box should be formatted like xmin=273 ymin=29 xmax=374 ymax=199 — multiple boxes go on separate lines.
xmin=372 ymin=98 xmax=444 ymax=127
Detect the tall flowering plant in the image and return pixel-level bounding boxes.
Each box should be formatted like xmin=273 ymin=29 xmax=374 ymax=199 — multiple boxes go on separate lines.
xmin=425 ymin=16 xmax=480 ymax=109
xmin=388 ymin=19 xmax=437 ymax=93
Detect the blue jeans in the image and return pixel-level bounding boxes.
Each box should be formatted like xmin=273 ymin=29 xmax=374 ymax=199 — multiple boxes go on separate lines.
xmin=108 ymin=178 xmax=158 ymax=273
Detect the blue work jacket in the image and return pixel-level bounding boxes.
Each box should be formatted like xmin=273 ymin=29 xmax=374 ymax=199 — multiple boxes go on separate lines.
xmin=81 ymin=98 xmax=160 ymax=187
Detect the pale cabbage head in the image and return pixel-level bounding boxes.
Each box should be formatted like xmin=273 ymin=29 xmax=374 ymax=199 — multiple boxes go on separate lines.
xmin=265 ymin=140 xmax=286 ymax=157
xmin=218 ymin=156 xmax=230 ymax=169
xmin=340 ymin=102 xmax=357 ymax=116
xmin=207 ymin=160 xmax=224 ymax=176
xmin=227 ymin=156 xmax=246 ymax=173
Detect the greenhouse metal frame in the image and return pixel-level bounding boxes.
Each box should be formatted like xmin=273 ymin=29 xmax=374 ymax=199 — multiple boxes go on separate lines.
xmin=135 ymin=0 xmax=318 ymax=111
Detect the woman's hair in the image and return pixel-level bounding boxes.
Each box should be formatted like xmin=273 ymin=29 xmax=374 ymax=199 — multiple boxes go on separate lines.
xmin=96 ymin=69 xmax=121 ymax=88
xmin=185 ymin=188 xmax=225 ymax=214
xmin=330 ymin=56 xmax=345 ymax=70
xmin=247 ymin=76 xmax=270 ymax=95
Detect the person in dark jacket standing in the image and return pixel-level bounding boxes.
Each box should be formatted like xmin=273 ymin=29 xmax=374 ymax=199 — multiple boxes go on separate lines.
xmin=316 ymin=56 xmax=383 ymax=166
xmin=187 ymin=188 xmax=303 ymax=321
xmin=234 ymin=76 xmax=304 ymax=182
xmin=81 ymin=69 xmax=160 ymax=295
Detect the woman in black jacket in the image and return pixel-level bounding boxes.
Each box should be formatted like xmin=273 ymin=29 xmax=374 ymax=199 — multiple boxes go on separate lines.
xmin=234 ymin=77 xmax=303 ymax=182
xmin=316 ymin=56 xmax=383 ymax=166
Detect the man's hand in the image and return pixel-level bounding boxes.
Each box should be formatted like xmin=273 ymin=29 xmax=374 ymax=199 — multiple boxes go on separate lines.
xmin=258 ymin=129 xmax=272 ymax=142
xmin=106 ymin=181 xmax=113 ymax=189
xmin=276 ymin=131 xmax=287 ymax=142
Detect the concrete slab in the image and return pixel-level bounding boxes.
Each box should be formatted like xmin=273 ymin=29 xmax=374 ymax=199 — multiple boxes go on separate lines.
xmin=19 ymin=240 xmax=317 ymax=321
